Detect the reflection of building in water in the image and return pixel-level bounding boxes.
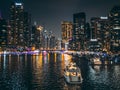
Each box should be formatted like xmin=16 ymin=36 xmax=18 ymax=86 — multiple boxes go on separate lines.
xmin=54 ymin=53 xmax=57 ymax=62
xmin=64 ymin=54 xmax=72 ymax=66
xmin=3 ymin=55 xmax=6 ymax=69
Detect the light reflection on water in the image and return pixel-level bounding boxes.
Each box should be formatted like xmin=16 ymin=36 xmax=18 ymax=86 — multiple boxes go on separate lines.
xmin=0 ymin=53 xmax=120 ymax=90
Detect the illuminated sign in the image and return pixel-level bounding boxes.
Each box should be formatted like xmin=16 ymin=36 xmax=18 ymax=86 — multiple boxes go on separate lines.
xmin=90 ymin=39 xmax=97 ymax=41
xmin=100 ymin=17 xmax=108 ymax=19
xmin=15 ymin=3 xmax=22 ymax=6
xmin=114 ymin=26 xmax=120 ymax=29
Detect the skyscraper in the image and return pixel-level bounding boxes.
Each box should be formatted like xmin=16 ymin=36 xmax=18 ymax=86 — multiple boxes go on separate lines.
xmin=73 ymin=12 xmax=86 ymax=50
xmin=23 ymin=12 xmax=31 ymax=47
xmin=84 ymin=23 xmax=91 ymax=50
xmin=0 ymin=18 xmax=8 ymax=50
xmin=90 ymin=17 xmax=110 ymax=51
xmin=50 ymin=35 xmax=56 ymax=50
xmin=109 ymin=5 xmax=120 ymax=52
xmin=10 ymin=2 xmax=24 ymax=47
xmin=61 ymin=21 xmax=73 ymax=50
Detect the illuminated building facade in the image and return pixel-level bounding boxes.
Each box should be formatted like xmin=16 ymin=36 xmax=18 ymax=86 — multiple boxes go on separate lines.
xmin=55 ymin=38 xmax=62 ymax=50
xmin=7 ymin=22 xmax=12 ymax=47
xmin=90 ymin=17 xmax=110 ymax=51
xmin=84 ymin=23 xmax=91 ymax=50
xmin=89 ymin=39 xmax=100 ymax=51
xmin=44 ymin=31 xmax=57 ymax=50
xmin=31 ymin=25 xmax=38 ymax=48
xmin=61 ymin=21 xmax=73 ymax=50
xmin=31 ymin=24 xmax=57 ymax=50
xmin=23 ymin=12 xmax=31 ymax=47
xmin=31 ymin=24 xmax=43 ymax=49
xmin=42 ymin=30 xmax=48 ymax=49
xmin=61 ymin=21 xmax=73 ymax=41
xmin=73 ymin=12 xmax=86 ymax=50
xmin=109 ymin=5 xmax=120 ymax=52
xmin=50 ymin=35 xmax=56 ymax=50
xmin=10 ymin=2 xmax=31 ymax=48
xmin=0 ymin=18 xmax=8 ymax=49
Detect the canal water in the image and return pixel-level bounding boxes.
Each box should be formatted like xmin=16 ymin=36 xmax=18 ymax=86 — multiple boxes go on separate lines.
xmin=0 ymin=52 xmax=120 ymax=90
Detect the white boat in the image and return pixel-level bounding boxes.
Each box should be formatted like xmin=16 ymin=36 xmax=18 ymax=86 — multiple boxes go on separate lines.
xmin=64 ymin=62 xmax=83 ymax=84
xmin=90 ymin=56 xmax=102 ymax=65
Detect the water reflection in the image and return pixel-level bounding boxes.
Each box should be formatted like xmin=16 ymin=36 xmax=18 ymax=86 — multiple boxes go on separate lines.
xmin=0 ymin=53 xmax=70 ymax=90
xmin=0 ymin=53 xmax=120 ymax=90
xmin=82 ymin=64 xmax=120 ymax=90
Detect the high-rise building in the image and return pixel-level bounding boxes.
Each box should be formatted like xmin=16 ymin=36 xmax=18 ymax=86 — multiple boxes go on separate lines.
xmin=0 ymin=18 xmax=8 ymax=49
xmin=90 ymin=17 xmax=100 ymax=39
xmin=109 ymin=5 xmax=120 ymax=52
xmin=85 ymin=23 xmax=91 ymax=40
xmin=50 ymin=35 xmax=56 ymax=50
xmin=7 ymin=21 xmax=12 ymax=47
xmin=73 ymin=12 xmax=86 ymax=50
xmin=61 ymin=21 xmax=73 ymax=50
xmin=24 ymin=12 xmax=31 ymax=47
xmin=31 ymin=25 xmax=38 ymax=48
xmin=61 ymin=21 xmax=73 ymax=41
xmin=90 ymin=17 xmax=110 ymax=51
xmin=9 ymin=2 xmax=31 ymax=49
xmin=31 ymin=24 xmax=44 ymax=49
xmin=84 ymin=23 xmax=91 ymax=50
xmin=10 ymin=2 xmax=25 ymax=47
xmin=57 ymin=38 xmax=62 ymax=50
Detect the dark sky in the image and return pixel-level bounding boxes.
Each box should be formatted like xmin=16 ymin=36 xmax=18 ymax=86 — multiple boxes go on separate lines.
xmin=0 ymin=0 xmax=120 ymax=38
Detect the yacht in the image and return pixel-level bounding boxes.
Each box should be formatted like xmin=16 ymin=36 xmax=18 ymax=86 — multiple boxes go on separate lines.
xmin=64 ymin=62 xmax=83 ymax=84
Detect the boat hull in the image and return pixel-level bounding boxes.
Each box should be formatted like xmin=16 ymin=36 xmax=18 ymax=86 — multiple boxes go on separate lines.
xmin=64 ymin=74 xmax=82 ymax=84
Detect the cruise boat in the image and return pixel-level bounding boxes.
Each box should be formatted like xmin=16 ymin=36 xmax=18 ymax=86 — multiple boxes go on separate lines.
xmin=90 ymin=56 xmax=102 ymax=65
xmin=64 ymin=62 xmax=83 ymax=84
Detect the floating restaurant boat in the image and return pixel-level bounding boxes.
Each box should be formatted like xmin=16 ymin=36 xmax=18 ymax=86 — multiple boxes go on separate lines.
xmin=64 ymin=62 xmax=83 ymax=84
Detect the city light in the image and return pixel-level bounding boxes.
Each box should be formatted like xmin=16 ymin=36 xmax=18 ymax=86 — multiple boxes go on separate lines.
xmin=0 ymin=1 xmax=120 ymax=90
xmin=37 ymin=26 xmax=43 ymax=31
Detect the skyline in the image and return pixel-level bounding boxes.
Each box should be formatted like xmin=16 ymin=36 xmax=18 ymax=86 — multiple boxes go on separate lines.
xmin=0 ymin=0 xmax=120 ymax=38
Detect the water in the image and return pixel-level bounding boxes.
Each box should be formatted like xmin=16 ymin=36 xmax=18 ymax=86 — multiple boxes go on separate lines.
xmin=0 ymin=53 xmax=120 ymax=90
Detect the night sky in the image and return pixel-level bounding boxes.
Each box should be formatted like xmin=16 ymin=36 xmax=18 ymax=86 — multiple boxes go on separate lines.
xmin=0 ymin=0 xmax=120 ymax=38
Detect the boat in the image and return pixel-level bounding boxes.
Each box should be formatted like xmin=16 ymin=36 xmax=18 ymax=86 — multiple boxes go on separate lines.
xmin=90 ymin=56 xmax=102 ymax=65
xmin=64 ymin=62 xmax=83 ymax=84
xmin=90 ymin=55 xmax=109 ymax=65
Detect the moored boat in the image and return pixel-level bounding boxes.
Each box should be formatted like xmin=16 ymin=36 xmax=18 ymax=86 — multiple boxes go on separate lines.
xmin=90 ymin=56 xmax=102 ymax=65
xmin=64 ymin=62 xmax=83 ymax=84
